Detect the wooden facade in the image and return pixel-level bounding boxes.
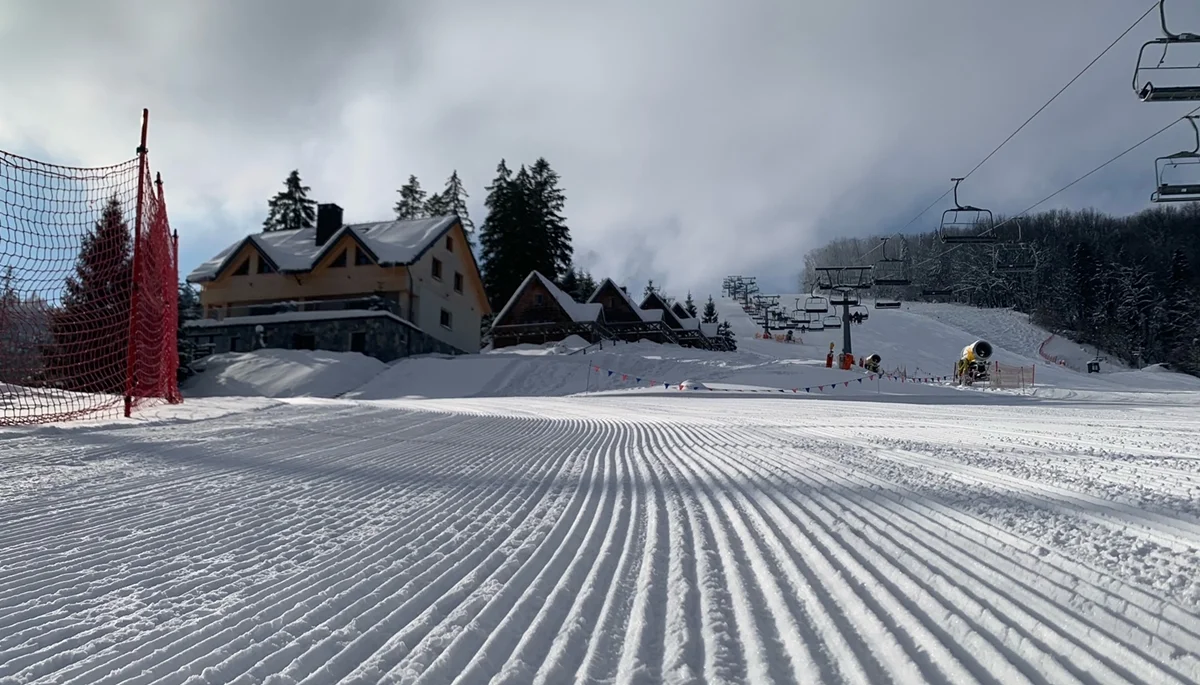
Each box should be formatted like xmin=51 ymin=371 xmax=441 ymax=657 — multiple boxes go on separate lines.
xmin=490 ymin=272 xmax=611 ymax=349
xmin=587 ymin=280 xmax=678 ymax=344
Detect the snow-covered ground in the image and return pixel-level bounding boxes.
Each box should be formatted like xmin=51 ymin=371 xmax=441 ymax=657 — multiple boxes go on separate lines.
xmin=2 ymin=299 xmax=1199 ymax=684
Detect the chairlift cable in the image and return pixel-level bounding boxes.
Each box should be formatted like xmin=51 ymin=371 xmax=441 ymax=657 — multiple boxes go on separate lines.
xmin=896 ymin=1 xmax=1157 ymax=236
xmin=910 ymin=103 xmax=1200 ymax=269
xmin=993 ymin=102 xmax=1200 ymax=230
xmin=960 ymin=1 xmax=1158 ymax=183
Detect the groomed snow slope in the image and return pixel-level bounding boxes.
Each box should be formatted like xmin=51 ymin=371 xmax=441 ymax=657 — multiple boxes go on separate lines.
xmin=5 ymin=299 xmax=1199 ymax=683
xmin=2 ymin=396 xmax=1199 ymax=684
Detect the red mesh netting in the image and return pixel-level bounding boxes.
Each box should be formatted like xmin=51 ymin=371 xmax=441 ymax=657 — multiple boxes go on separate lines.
xmin=1 ymin=117 xmax=180 ymax=425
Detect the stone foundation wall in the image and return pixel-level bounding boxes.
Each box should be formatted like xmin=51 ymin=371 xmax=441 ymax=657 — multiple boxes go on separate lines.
xmin=184 ymin=313 xmax=462 ymax=363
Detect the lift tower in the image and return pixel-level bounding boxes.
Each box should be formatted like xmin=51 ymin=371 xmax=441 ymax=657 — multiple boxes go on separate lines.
xmin=812 ymin=266 xmax=874 ymax=363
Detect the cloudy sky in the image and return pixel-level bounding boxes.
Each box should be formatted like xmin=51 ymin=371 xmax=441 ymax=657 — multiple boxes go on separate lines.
xmin=1 ymin=0 xmax=1195 ymax=298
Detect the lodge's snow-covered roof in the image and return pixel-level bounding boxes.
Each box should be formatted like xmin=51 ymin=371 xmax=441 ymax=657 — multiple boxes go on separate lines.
xmin=493 ymin=271 xmax=603 ymax=325
xmin=587 ymin=279 xmax=662 ymax=323
xmin=186 ymin=215 xmax=460 ymax=283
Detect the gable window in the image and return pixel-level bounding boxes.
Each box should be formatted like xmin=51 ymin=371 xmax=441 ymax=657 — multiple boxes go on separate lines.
xmin=445 ymin=236 xmax=454 ymax=252
xmin=256 ymin=257 xmax=275 ymax=274
xmin=232 ymin=258 xmax=250 ymax=276
xmin=354 ymin=249 xmax=373 ymax=266
xmin=439 ymin=308 xmax=452 ymax=329
xmin=432 ymin=257 xmax=443 ymax=280
xmin=453 ymin=272 xmax=463 ymax=294
xmin=329 ymin=249 xmax=347 ymax=268
xmin=535 ymin=293 xmax=545 ymax=306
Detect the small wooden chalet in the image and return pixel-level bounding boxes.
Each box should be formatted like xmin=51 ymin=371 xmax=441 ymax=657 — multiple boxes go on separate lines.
xmin=641 ymin=292 xmax=716 ymax=349
xmin=489 ymin=271 xmax=612 ymax=349
xmin=586 ymin=279 xmax=679 ymax=344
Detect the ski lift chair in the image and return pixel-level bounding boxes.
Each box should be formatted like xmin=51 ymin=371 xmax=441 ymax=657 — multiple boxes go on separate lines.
xmin=829 ymin=292 xmax=859 ymax=307
xmin=991 ymin=219 xmax=1038 ymax=273
xmin=1152 ymin=116 xmax=1200 ymax=201
xmin=823 ymin=313 xmax=842 ymax=329
xmin=803 ymin=294 xmax=829 ymax=313
xmin=939 ymin=178 xmax=998 ymax=244
xmin=873 ymin=236 xmax=912 ymax=286
xmin=1134 ymin=1 xmax=1200 ymax=102
xmin=807 ymin=318 xmax=825 ymax=332
xmin=875 ymin=299 xmax=902 ymax=309
xmin=850 ymin=304 xmax=869 ymax=321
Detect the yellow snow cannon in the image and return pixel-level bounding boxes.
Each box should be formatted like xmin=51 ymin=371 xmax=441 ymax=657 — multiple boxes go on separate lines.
xmin=956 ymin=340 xmax=993 ymax=385
xmin=863 ymin=353 xmax=882 ymax=374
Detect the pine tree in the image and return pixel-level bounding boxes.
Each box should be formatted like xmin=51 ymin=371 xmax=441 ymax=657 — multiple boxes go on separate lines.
xmin=559 ymin=269 xmax=580 ymax=300
xmin=701 ymin=296 xmax=718 ymax=323
xmin=44 ymin=195 xmax=133 ymax=392
xmin=424 ymin=191 xmax=450 ymax=217
xmin=479 ymin=157 xmax=575 ymax=309
xmin=684 ymin=291 xmax=698 ymax=318
xmin=394 ymin=175 xmax=427 ymax=220
xmin=576 ymin=271 xmax=598 ymax=302
xmin=441 ymin=170 xmax=474 ymax=248
xmin=718 ymin=321 xmax=737 ymax=350
xmin=442 ymin=170 xmax=473 ymax=230
xmin=528 ymin=158 xmax=572 ymax=281
xmin=263 ymin=170 xmax=317 ymax=232
xmin=479 ymin=160 xmax=524 ymax=311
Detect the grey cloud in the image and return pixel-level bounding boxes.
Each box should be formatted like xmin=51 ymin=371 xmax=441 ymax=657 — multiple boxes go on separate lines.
xmin=0 ymin=0 xmax=1188 ymax=300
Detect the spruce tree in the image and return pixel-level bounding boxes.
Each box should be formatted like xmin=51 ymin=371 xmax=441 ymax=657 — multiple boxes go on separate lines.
xmin=685 ymin=291 xmax=698 ymax=318
xmin=424 ymin=191 xmax=450 ymax=217
xmin=45 ymin=195 xmax=133 ymax=392
xmin=559 ymin=269 xmax=580 ymax=300
xmin=701 ymin=296 xmax=718 ymax=323
xmin=576 ymin=271 xmax=598 ymax=302
xmin=529 ymin=158 xmax=572 ymax=281
xmin=479 ymin=160 xmax=524 ymax=311
xmin=394 ymin=175 xmax=427 ymax=220
xmin=441 ymin=170 xmax=475 ymax=248
xmin=718 ymin=321 xmax=737 ymax=350
xmin=442 ymin=170 xmax=474 ymax=231
xmin=263 ymin=170 xmax=317 ymax=232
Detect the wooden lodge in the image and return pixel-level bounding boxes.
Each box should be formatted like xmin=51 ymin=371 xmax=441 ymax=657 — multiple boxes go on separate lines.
xmin=489 ymin=271 xmax=731 ymax=351
xmin=488 ymin=271 xmax=613 ymax=349
xmin=586 ymin=279 xmax=679 ymax=345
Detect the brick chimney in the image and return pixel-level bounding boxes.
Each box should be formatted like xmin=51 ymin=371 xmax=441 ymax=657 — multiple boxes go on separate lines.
xmin=316 ymin=203 xmax=343 ymax=246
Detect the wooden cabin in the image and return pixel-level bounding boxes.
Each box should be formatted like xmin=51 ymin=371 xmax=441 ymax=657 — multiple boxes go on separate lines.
xmin=586 ymin=279 xmax=678 ymax=344
xmin=489 ymin=271 xmax=611 ymax=349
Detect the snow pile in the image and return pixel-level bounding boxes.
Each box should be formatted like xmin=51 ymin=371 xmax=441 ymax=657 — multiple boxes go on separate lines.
xmin=184 ymin=349 xmax=387 ymax=398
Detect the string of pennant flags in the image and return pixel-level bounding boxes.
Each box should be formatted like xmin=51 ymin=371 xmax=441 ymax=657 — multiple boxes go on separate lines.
xmin=588 ymin=364 xmax=952 ymax=394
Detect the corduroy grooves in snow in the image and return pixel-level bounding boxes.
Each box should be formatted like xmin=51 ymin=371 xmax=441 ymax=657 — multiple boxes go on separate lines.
xmin=1 ymin=298 xmax=1199 ymax=684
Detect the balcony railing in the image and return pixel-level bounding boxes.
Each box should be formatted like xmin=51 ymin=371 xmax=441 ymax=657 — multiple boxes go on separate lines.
xmin=209 ymin=294 xmax=403 ymax=320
